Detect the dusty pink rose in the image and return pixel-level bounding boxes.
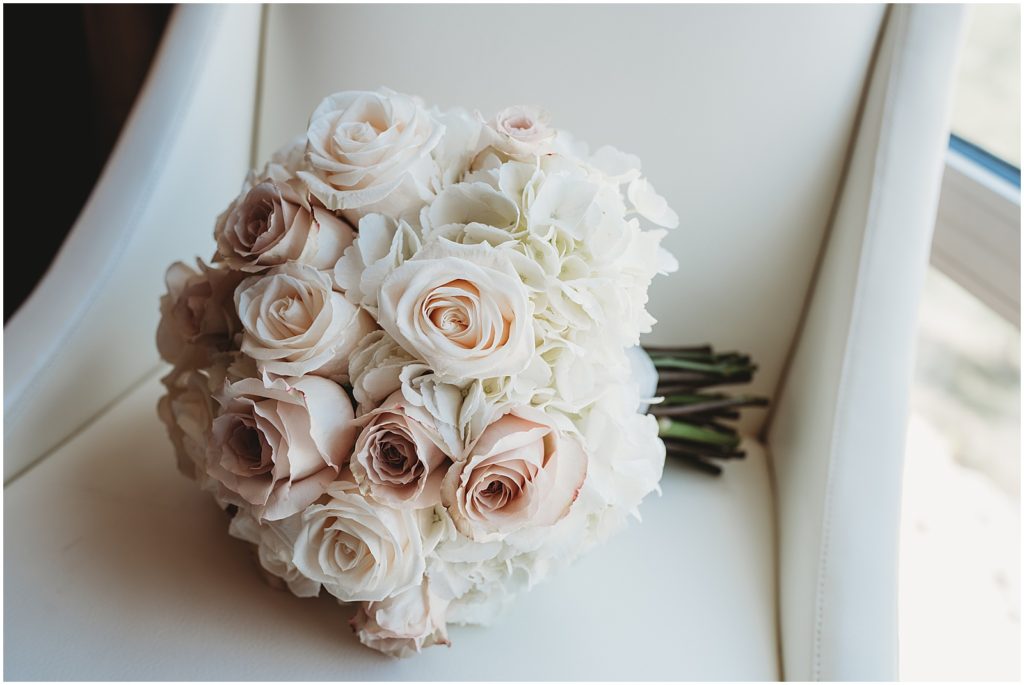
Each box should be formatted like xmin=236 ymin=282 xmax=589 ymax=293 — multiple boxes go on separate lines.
xmin=156 ymin=260 xmax=244 ymax=368
xmin=441 ymin=406 xmax=587 ymax=541
xmin=351 ymin=582 xmax=450 ymax=658
xmin=215 ymin=173 xmax=355 ymax=273
xmin=351 ymin=390 xmax=451 ymax=508
xmin=206 ymin=375 xmax=358 ymax=521
xmin=157 ymin=367 xmax=217 ymax=483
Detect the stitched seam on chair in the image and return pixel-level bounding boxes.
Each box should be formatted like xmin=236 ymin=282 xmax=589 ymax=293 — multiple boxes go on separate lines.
xmin=3 ymin=365 xmax=164 ymax=487
xmin=2 ymin=8 xmax=220 ymax=479
xmin=812 ymin=6 xmax=909 ymax=681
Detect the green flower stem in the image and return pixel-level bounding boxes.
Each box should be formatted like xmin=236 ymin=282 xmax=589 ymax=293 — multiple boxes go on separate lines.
xmin=649 ymin=356 xmax=756 ymax=375
xmin=650 ymin=395 xmax=769 ymax=417
xmin=644 ymin=343 xmax=768 ymax=477
xmin=657 ymin=417 xmax=740 ymax=448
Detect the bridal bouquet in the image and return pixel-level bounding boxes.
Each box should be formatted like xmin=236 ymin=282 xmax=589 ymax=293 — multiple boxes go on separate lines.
xmin=157 ymin=88 xmax=682 ymax=657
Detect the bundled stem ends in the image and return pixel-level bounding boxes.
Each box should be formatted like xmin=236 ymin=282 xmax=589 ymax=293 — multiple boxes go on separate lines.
xmin=644 ymin=345 xmax=769 ymax=476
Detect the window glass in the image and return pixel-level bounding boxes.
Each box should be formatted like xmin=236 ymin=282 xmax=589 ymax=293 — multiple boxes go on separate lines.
xmin=950 ymin=4 xmax=1021 ymax=167
xmin=900 ymin=268 xmax=1020 ymax=680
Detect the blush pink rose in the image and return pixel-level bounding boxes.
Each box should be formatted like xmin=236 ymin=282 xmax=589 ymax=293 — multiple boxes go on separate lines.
xmin=441 ymin=406 xmax=587 ymax=541
xmin=488 ymin=105 xmax=556 ymax=158
xmin=206 ymin=375 xmax=358 ymax=521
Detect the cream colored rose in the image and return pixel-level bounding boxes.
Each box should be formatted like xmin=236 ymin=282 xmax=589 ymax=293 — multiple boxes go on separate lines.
xmin=206 ymin=375 xmax=357 ymax=521
xmin=440 ymin=406 xmax=587 ymax=541
xmin=292 ymin=480 xmax=425 ymax=602
xmin=298 ymin=89 xmax=443 ymax=217
xmin=235 ymin=262 xmax=376 ymax=379
xmin=156 ymin=260 xmax=244 ymax=368
xmin=350 ymin=582 xmax=450 ymax=658
xmin=214 ymin=174 xmax=354 ymax=272
xmin=228 ymin=508 xmax=320 ymax=598
xmin=377 ymin=242 xmax=534 ymax=382
xmin=487 ymin=105 xmax=556 ymax=158
xmin=351 ymin=390 xmax=451 ymax=508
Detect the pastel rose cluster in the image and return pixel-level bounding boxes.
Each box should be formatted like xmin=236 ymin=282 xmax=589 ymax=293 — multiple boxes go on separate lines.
xmin=157 ymin=88 xmax=676 ymax=657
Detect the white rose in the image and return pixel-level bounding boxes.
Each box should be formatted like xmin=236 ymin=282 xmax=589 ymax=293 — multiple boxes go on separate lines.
xmin=350 ymin=582 xmax=450 ymax=658
xmin=214 ymin=173 xmax=354 ymax=273
xmin=334 ymin=213 xmax=421 ymax=314
xmin=299 ymin=88 xmax=443 ymax=219
xmin=441 ymin=405 xmax=588 ymax=542
xmin=292 ymin=480 xmax=425 ymax=602
xmin=351 ymin=390 xmax=452 ymax=508
xmin=206 ymin=375 xmax=358 ymax=521
xmin=235 ymin=262 xmax=377 ymax=379
xmin=377 ymin=240 xmax=534 ymax=382
xmin=228 ymin=508 xmax=320 ymax=598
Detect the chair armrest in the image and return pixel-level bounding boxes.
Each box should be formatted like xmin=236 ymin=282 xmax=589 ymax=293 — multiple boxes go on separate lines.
xmin=767 ymin=5 xmax=965 ymax=680
xmin=3 ymin=5 xmax=262 ymax=481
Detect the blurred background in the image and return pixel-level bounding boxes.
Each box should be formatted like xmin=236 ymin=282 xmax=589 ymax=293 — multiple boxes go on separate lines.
xmin=3 ymin=4 xmax=172 ymax=321
xmin=3 ymin=4 xmax=1020 ymax=681
xmin=899 ymin=4 xmax=1020 ymax=680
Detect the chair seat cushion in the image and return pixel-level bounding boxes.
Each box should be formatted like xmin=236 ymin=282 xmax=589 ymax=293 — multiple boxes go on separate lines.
xmin=4 ymin=372 xmax=778 ymax=680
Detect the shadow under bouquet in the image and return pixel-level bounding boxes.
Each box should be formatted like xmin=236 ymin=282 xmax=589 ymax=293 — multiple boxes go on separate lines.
xmin=156 ymin=88 xmax=763 ymax=657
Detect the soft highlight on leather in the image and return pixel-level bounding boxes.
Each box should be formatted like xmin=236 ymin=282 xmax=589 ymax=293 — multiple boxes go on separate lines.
xmin=767 ymin=5 xmax=965 ymax=680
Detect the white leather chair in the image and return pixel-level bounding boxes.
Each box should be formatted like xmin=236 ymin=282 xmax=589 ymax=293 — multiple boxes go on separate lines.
xmin=3 ymin=5 xmax=964 ymax=680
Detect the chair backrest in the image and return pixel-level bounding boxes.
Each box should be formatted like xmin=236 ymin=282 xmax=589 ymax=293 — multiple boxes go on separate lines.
xmin=3 ymin=5 xmax=963 ymax=680
xmin=251 ymin=6 xmax=961 ymax=679
xmin=256 ymin=3 xmax=889 ymax=438
xmin=4 ymin=4 xmax=885 ymax=477
xmin=2 ymin=5 xmax=261 ymax=481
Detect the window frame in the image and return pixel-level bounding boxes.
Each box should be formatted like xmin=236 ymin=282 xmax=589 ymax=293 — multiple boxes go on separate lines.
xmin=930 ymin=134 xmax=1021 ymax=328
